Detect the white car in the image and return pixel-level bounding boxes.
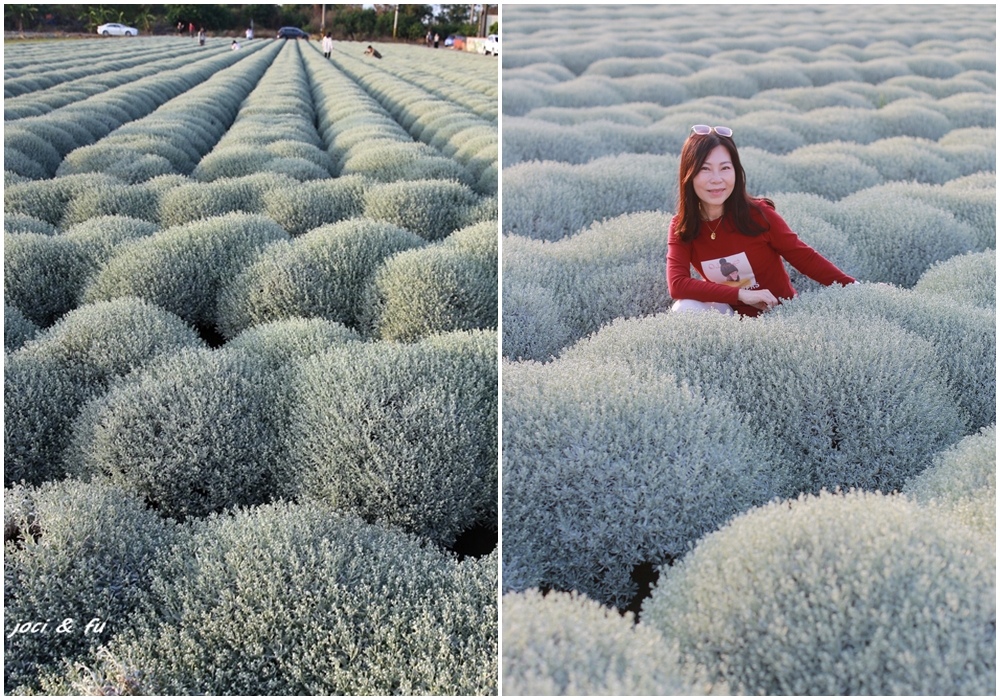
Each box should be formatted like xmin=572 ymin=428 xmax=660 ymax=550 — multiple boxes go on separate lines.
xmin=482 ymin=33 xmax=499 ymax=56
xmin=97 ymin=23 xmax=138 ymax=37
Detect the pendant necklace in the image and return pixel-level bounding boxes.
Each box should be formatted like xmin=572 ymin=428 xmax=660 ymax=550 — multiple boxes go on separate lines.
xmin=706 ymin=216 xmax=722 ymax=240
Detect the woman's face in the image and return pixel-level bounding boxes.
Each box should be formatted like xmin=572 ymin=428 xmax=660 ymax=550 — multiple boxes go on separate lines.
xmin=692 ymin=144 xmax=735 ymax=215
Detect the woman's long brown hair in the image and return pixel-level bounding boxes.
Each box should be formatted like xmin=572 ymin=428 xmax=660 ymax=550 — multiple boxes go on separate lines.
xmin=674 ymin=132 xmax=772 ymax=243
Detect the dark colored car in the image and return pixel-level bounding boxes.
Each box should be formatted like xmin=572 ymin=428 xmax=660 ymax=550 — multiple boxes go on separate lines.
xmin=276 ymin=27 xmax=309 ymax=40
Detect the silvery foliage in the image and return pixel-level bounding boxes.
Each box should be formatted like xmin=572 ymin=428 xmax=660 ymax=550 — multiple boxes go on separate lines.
xmin=82 ymin=212 xmax=289 ymax=330
xmin=503 ymin=356 xmax=778 ymax=607
xmin=502 ymin=589 xmax=727 ymax=696
xmin=262 ymin=175 xmax=367 ymax=236
xmin=3 ymin=213 xmax=57 ymax=236
xmin=502 ymin=154 xmax=678 ymax=241
xmin=226 ymin=317 xmax=364 ymax=368
xmin=63 ymin=215 xmax=159 ymax=268
xmin=642 ymin=491 xmax=996 ymax=695
xmin=4 ymin=304 xmax=39 ymax=352
xmin=215 ymin=218 xmax=426 ymax=339
xmin=156 ymin=172 xmax=299 ymax=227
xmin=51 ymin=503 xmax=497 ymax=696
xmin=563 ymin=310 xmax=966 ymax=498
xmin=822 ymin=191 xmax=979 ymax=288
xmin=4 ymin=298 xmax=204 ymax=488
xmin=290 ymin=330 xmax=497 ymax=547
xmin=914 ymin=248 xmax=995 ymax=309
xmin=3 ymin=480 xmax=178 ymax=694
xmin=364 ymin=221 xmax=498 ymax=341
xmin=4 ymin=232 xmax=90 ymax=327
xmin=904 ymin=424 xmax=996 ymax=537
xmin=773 ymin=283 xmax=995 ymax=432
xmin=68 ymin=346 xmax=292 ymax=520
xmin=362 ymin=179 xmax=484 ymax=241
xmin=502 ymin=211 xmax=675 ymax=362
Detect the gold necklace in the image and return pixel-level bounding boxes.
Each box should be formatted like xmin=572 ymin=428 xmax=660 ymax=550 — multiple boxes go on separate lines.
xmin=706 ymin=216 xmax=723 ymax=240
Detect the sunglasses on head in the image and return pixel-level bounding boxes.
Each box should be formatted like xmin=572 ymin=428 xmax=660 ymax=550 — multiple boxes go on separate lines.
xmin=691 ymin=125 xmax=733 ymax=137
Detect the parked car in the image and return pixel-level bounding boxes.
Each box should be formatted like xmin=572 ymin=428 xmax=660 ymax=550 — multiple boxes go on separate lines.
xmin=482 ymin=33 xmax=499 ymax=56
xmin=96 ymin=22 xmax=138 ymax=36
xmin=276 ymin=27 xmax=310 ymax=40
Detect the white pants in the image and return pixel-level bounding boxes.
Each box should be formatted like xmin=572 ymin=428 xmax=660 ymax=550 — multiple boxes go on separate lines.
xmin=670 ymin=299 xmax=736 ymax=315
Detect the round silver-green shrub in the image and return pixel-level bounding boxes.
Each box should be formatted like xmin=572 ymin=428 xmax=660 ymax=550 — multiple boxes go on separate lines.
xmin=362 ymin=179 xmax=482 ymax=241
xmin=827 ymin=191 xmax=979 ymax=287
xmin=501 ymin=282 xmax=574 ymax=363
xmin=641 ymin=490 xmax=996 ymax=695
xmin=4 ymin=213 xmax=57 ymax=235
xmin=60 ymin=181 xmax=161 ymax=228
xmin=68 ymin=347 xmax=292 ymax=520
xmin=503 ymin=356 xmax=777 ymax=607
xmin=563 ymin=311 xmax=966 ymax=498
xmin=290 ymin=330 xmax=497 ymax=547
xmin=3 ymin=479 xmax=178 ymax=694
xmin=4 ymin=232 xmax=89 ymax=327
xmin=774 ymin=283 xmax=994 ymax=432
xmin=914 ymin=248 xmax=995 ymax=310
xmin=502 ymin=589 xmax=726 ymax=696
xmin=215 ymin=218 xmax=426 ymax=339
xmin=83 ymin=213 xmax=289 ymax=332
xmin=4 ymin=298 xmax=205 ymax=487
xmin=904 ymin=425 xmax=995 ymax=537
xmin=261 ymin=175 xmax=367 ymax=237
xmin=53 ymin=502 xmax=497 ymax=696
xmin=225 ymin=317 xmax=363 ymax=368
xmin=502 ymin=211 xmax=675 ymax=361
xmin=364 ymin=221 xmax=497 ymax=341
xmin=5 ymin=305 xmax=40 ymax=351
xmin=63 ymin=215 xmax=159 ymax=269
xmin=502 ymin=154 xmax=678 ymax=241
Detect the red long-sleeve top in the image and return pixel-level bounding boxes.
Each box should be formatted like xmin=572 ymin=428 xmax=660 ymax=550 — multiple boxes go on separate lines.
xmin=666 ymin=200 xmax=855 ymax=317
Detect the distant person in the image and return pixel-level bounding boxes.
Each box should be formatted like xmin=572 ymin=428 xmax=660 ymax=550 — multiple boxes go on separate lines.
xmin=667 ymin=125 xmax=858 ymax=316
xmin=364 ymin=44 xmax=382 ymax=59
xmin=176 ymin=21 xmax=184 ymax=35
xmin=188 ymin=21 xmax=194 ymax=36
xmin=246 ymin=26 xmax=253 ymax=40
xmin=322 ymin=33 xmax=333 ymax=58
xmin=198 ymin=28 xmax=206 ymax=46
xmin=434 ymin=32 xmax=440 ymax=48
xmin=231 ymin=39 xmax=241 ymax=50
xmin=426 ymin=30 xmax=432 ymax=47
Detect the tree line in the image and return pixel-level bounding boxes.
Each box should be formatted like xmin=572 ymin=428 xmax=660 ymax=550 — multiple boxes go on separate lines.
xmin=5 ymin=4 xmax=497 ymax=41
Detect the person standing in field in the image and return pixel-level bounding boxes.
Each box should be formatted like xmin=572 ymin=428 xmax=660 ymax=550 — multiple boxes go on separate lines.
xmin=434 ymin=32 xmax=440 ymax=48
xmin=322 ymin=33 xmax=333 ymax=58
xmin=246 ymin=26 xmax=253 ymax=40
xmin=198 ymin=28 xmax=206 ymax=46
xmin=667 ymin=125 xmax=857 ymax=316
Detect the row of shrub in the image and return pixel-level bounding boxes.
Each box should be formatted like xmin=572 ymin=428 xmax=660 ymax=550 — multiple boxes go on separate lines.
xmin=505 ymin=477 xmax=994 ymax=695
xmin=326 ymin=43 xmax=498 ymax=195
xmin=5 ymin=294 xmax=497 ymax=539
xmin=5 ymin=43 xmax=228 ymax=116
xmin=301 ymin=41 xmax=476 ymax=188
xmin=5 ymin=481 xmax=497 ymax=695
xmin=5 ymin=165 xmax=495 ymax=235
xmin=503 ymin=282 xmax=992 ymax=604
xmin=4 ymin=41 xmax=275 ymax=180
xmin=504 ymin=98 xmax=993 ymax=167
xmin=54 ymin=42 xmax=282 ymax=184
xmin=500 ymin=4 xmax=993 ymax=85
xmin=6 ymin=209 xmax=496 ymax=339
xmin=193 ymin=41 xmax=335 ymax=183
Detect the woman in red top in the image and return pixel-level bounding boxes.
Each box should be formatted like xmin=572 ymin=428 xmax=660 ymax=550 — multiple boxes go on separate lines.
xmin=666 ymin=125 xmax=856 ymax=316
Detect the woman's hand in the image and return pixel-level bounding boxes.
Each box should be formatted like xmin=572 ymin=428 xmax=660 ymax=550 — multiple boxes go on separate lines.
xmin=738 ymin=288 xmax=778 ymax=311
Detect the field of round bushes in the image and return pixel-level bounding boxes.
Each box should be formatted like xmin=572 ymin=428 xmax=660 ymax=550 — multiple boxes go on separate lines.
xmin=4 ymin=34 xmax=497 ymax=695
xmin=501 ymin=5 xmax=995 ymax=696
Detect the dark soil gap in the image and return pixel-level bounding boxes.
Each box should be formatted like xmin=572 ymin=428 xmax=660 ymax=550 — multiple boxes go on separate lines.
xmin=196 ymin=323 xmax=226 ymax=348
xmin=449 ymin=519 xmax=497 ymax=561
xmin=622 ymin=560 xmax=663 ymax=622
